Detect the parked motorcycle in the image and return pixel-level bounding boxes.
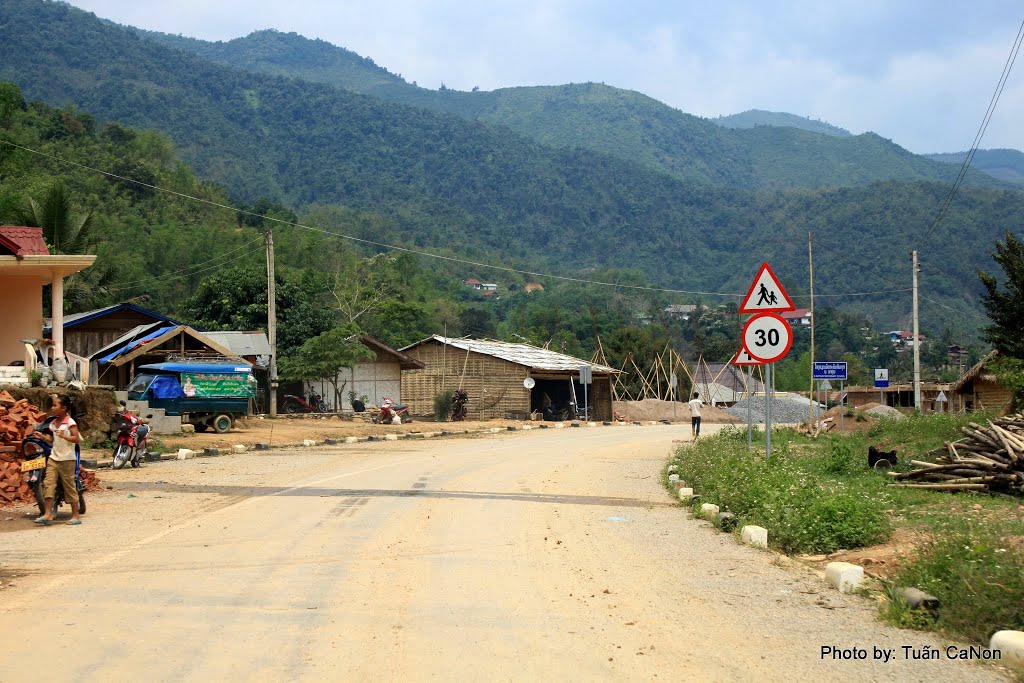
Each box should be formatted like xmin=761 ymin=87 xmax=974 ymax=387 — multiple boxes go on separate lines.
xmin=544 ymin=401 xmax=578 ymax=422
xmin=373 ymin=398 xmax=410 ymax=424
xmin=20 ymin=417 xmax=87 ymax=517
xmin=112 ymin=401 xmax=152 ymax=470
xmin=451 ymin=389 xmax=469 ymax=421
xmin=282 ymin=392 xmax=327 ymax=414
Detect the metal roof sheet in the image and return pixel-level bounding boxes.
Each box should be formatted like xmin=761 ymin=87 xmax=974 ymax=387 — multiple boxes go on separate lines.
xmin=203 ymin=331 xmax=272 ymax=358
xmin=405 ymin=336 xmax=618 ymax=373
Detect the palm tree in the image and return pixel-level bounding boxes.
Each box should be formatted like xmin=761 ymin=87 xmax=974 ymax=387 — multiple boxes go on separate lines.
xmin=6 ymin=183 xmax=116 ymax=310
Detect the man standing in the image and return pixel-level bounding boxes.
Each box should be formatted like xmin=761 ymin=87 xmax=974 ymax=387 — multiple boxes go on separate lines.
xmin=688 ymin=391 xmax=703 ymax=438
xmin=34 ymin=394 xmax=81 ymax=526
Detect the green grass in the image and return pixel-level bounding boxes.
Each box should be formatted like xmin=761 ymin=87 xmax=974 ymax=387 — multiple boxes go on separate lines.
xmin=668 ymin=414 xmax=1024 ymax=647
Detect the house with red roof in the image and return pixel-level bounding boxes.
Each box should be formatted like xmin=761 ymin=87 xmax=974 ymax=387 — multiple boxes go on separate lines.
xmin=0 ymin=226 xmax=95 ymax=376
xmin=781 ymin=308 xmax=812 ymax=326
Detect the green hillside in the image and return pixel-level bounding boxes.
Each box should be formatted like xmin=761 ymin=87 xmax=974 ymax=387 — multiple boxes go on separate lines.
xmin=712 ymin=109 xmax=852 ymax=137
xmin=136 ymin=26 xmax=1003 ymax=191
xmin=926 ymin=149 xmax=1024 ymax=186
xmin=1 ymin=0 xmax=1020 ymax=331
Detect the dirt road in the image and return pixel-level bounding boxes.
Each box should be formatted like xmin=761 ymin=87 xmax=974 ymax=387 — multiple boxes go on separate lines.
xmin=0 ymin=426 xmax=1010 ymax=681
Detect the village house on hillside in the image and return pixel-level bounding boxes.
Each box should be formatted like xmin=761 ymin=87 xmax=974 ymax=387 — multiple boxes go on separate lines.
xmin=781 ymin=308 xmax=812 ymax=326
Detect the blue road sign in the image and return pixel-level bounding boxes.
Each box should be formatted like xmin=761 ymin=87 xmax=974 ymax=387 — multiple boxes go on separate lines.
xmin=874 ymin=368 xmax=890 ymax=388
xmin=813 ymin=361 xmax=848 ymax=380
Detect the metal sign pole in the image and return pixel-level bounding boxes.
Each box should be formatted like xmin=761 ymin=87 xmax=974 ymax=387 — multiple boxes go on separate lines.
xmin=765 ymin=363 xmax=772 ymax=458
xmin=747 ymin=366 xmax=753 ymax=450
xmin=584 ymin=378 xmax=588 ymax=422
xmin=840 ymin=380 xmax=844 ymax=432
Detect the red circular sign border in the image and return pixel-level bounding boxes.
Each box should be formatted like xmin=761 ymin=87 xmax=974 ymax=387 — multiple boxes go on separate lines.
xmin=742 ymin=312 xmax=794 ymax=363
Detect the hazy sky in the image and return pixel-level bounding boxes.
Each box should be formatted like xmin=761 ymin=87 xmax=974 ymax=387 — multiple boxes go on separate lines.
xmin=68 ymin=0 xmax=1024 ymax=153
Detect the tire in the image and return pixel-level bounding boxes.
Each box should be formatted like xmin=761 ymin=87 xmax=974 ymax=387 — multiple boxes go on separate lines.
xmin=76 ymin=492 xmax=86 ymax=515
xmin=212 ymin=414 xmax=233 ymax=434
xmin=113 ymin=443 xmax=132 ymax=469
xmin=316 ymin=401 xmax=328 ymax=413
xmin=193 ymin=423 xmax=209 ymax=433
xmin=284 ymin=401 xmax=300 ymax=414
xmin=32 ymin=479 xmax=45 ymax=516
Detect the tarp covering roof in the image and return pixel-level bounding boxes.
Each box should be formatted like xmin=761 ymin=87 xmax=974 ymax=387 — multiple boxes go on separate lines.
xmin=402 ymin=335 xmax=618 ymax=373
xmin=98 ymin=326 xmax=176 ymax=363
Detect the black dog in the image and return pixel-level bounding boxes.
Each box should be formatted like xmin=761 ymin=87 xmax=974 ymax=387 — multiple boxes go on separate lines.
xmin=868 ymin=445 xmax=898 ymax=469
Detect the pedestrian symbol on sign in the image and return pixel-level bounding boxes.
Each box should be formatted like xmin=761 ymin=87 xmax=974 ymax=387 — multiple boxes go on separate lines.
xmin=756 ymin=283 xmax=779 ymax=307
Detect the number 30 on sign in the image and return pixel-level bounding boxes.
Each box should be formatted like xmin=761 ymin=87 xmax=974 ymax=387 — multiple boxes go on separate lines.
xmin=742 ymin=312 xmax=794 ymax=363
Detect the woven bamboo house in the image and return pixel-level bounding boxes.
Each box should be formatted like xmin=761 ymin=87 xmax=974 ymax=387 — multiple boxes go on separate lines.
xmin=953 ymin=351 xmax=1013 ymax=413
xmin=400 ymin=336 xmax=619 ymax=421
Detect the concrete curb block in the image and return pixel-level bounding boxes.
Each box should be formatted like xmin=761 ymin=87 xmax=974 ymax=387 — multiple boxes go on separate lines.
xmin=302 ymin=439 xmax=317 ymax=447
xmin=676 ymin=487 xmax=694 ymax=500
xmin=740 ymin=525 xmax=768 ymax=549
xmin=344 ymin=436 xmax=359 ymax=444
xmin=145 ymin=452 xmax=162 ymax=462
xmin=521 ymin=425 xmax=533 ymax=430
xmin=177 ymin=449 xmax=195 ymax=460
xmin=384 ymin=434 xmax=399 ymax=441
xmin=700 ymin=503 xmax=720 ymax=520
xmin=990 ymin=631 xmax=1024 ymax=670
xmin=231 ymin=445 xmax=247 ymax=454
xmin=717 ymin=512 xmax=738 ymax=531
xmin=254 ymin=443 xmax=271 ymax=451
xmin=668 ymin=474 xmax=680 ymax=484
xmin=825 ymin=562 xmax=864 ymax=593
xmin=554 ymin=423 xmax=565 ymax=429
xmin=200 ymin=448 xmax=221 ymax=457
xmin=180 ymin=424 xmax=195 ymax=435
xmin=81 ymin=458 xmax=98 ymax=469
xmin=894 ymin=587 xmax=940 ymax=614
xmin=323 ymin=439 xmax=339 ymax=445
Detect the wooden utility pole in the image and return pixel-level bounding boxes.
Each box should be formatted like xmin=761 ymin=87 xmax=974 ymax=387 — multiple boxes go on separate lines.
xmin=912 ymin=250 xmax=921 ymax=411
xmin=808 ymin=233 xmax=816 ymax=424
xmin=267 ymin=228 xmax=278 ymax=417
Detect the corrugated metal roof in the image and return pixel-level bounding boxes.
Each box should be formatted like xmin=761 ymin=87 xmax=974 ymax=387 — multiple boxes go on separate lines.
xmin=203 ymin=331 xmax=272 ymax=358
xmin=404 ymin=336 xmax=618 ymax=373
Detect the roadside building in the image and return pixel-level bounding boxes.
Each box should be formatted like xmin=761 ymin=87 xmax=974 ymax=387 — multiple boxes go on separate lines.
xmin=399 ymin=336 xmax=618 ymax=420
xmin=0 ymin=225 xmax=95 ymax=385
xmin=844 ymin=382 xmax=954 ymax=412
xmin=44 ymin=302 xmax=180 ymax=366
xmin=953 ymin=351 xmax=1013 ymax=413
xmin=781 ymin=308 xmax=812 ymax=326
xmin=302 ymin=336 xmax=424 ymax=412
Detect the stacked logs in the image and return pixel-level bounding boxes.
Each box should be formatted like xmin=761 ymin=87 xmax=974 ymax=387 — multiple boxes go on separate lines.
xmin=0 ymin=390 xmax=100 ymax=506
xmin=890 ymin=413 xmax=1024 ymax=494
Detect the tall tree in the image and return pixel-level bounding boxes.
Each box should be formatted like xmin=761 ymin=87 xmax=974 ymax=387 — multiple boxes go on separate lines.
xmin=979 ymin=231 xmax=1024 ymax=358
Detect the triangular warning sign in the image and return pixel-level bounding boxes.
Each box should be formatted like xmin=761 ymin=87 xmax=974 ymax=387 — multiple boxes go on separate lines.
xmin=739 ymin=262 xmax=796 ymax=314
xmin=732 ymin=347 xmax=764 ymax=366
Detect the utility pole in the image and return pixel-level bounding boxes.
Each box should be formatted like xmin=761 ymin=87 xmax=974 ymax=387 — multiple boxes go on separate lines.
xmin=808 ymin=232 xmax=815 ymax=424
xmin=267 ymin=228 xmax=278 ymax=417
xmin=912 ymin=250 xmax=921 ymax=412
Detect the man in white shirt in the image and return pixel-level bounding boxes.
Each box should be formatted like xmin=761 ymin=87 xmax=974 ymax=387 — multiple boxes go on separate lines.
xmin=687 ymin=391 xmax=703 ymax=438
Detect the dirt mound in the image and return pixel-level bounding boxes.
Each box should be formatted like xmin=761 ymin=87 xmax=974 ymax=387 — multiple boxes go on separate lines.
xmin=613 ymin=399 xmax=739 ymax=424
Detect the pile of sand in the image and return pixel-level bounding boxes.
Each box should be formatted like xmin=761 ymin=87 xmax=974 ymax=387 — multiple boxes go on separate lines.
xmin=613 ymin=399 xmax=740 ymax=424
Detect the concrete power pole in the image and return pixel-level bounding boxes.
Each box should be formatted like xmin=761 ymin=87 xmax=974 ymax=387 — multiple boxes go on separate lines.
xmin=912 ymin=250 xmax=921 ymax=412
xmin=267 ymin=228 xmax=278 ymax=417
xmin=808 ymin=232 xmax=815 ymax=424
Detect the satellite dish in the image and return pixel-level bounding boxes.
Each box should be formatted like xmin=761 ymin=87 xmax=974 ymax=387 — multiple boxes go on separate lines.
xmin=523 ymin=377 xmax=536 ymax=389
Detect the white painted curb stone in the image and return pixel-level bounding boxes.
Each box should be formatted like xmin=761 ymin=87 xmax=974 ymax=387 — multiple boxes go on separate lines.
xmin=667 ymin=464 xmax=677 ymax=473
xmin=668 ymin=474 xmax=680 ymax=483
xmin=384 ymin=434 xmax=399 ymax=441
xmin=231 ymin=445 xmax=247 ymax=454
xmin=522 ymin=425 xmax=533 ymax=430
xmin=554 ymin=423 xmax=565 ymax=429
xmin=344 ymin=436 xmax=359 ymax=443
xmin=302 ymin=439 xmax=317 ymax=447
xmin=677 ymin=487 xmax=694 ymax=500
xmin=825 ymin=562 xmax=865 ymax=593
xmin=700 ymin=503 xmax=720 ymax=520
xmin=176 ymin=448 xmax=194 ymax=460
xmin=740 ymin=525 xmax=768 ymax=548
xmin=586 ymin=422 xmax=597 ymax=428
xmin=990 ymin=631 xmax=1024 ymax=669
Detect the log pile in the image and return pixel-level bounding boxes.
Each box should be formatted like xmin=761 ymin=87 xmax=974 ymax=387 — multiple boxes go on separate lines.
xmin=0 ymin=390 xmax=100 ymax=506
xmin=890 ymin=414 xmax=1024 ymax=494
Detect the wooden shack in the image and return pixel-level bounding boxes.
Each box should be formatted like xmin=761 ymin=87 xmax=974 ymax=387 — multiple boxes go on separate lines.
xmin=953 ymin=351 xmax=1013 ymax=413
xmin=44 ymin=303 xmax=180 ymax=359
xmin=400 ymin=336 xmax=618 ymax=421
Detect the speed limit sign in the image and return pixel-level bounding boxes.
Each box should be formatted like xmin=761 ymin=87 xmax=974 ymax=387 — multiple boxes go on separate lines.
xmin=742 ymin=312 xmax=793 ymax=363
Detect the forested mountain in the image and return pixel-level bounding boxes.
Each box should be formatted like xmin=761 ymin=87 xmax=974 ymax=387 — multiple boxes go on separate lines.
xmin=712 ymin=110 xmax=852 ymax=137
xmin=135 ymin=25 xmax=1003 ymax=191
xmin=1 ymin=0 xmax=1021 ymax=332
xmin=926 ymin=149 xmax=1024 ymax=187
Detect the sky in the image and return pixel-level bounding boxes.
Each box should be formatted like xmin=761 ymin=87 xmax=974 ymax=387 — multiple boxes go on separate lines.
xmin=67 ymin=0 xmax=1024 ymax=154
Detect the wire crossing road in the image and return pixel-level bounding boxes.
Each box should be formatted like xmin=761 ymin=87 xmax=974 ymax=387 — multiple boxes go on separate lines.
xmin=0 ymin=427 xmax=1008 ymax=681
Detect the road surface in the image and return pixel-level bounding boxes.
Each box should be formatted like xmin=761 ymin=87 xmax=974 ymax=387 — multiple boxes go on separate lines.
xmin=0 ymin=425 xmax=1010 ymax=681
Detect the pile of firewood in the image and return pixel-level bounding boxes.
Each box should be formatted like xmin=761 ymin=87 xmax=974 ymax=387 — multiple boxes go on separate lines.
xmin=890 ymin=414 xmax=1024 ymax=494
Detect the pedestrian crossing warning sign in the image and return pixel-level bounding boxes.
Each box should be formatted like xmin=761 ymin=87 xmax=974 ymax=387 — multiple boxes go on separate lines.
xmin=738 ymin=262 xmax=795 ymax=314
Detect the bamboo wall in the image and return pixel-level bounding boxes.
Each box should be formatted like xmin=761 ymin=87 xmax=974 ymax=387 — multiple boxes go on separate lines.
xmin=402 ymin=341 xmax=532 ymax=420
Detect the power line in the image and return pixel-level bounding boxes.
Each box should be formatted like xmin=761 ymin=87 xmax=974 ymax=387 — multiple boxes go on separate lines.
xmin=106 ymin=235 xmax=265 ymax=289
xmin=920 ymin=16 xmax=1024 ymax=244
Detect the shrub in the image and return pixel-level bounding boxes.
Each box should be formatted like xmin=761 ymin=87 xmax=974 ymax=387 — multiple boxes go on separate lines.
xmin=434 ymin=390 xmax=454 ymax=421
xmin=669 ymin=429 xmax=890 ymax=554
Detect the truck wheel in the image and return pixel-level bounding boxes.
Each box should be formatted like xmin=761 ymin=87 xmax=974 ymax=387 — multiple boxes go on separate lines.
xmin=212 ymin=414 xmax=233 ymax=434
xmin=193 ymin=423 xmax=209 ymax=433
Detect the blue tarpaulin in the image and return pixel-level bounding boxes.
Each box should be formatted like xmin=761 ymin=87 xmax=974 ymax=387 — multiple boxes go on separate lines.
xmin=148 ymin=374 xmax=185 ymax=399
xmin=98 ymin=326 xmax=177 ymax=364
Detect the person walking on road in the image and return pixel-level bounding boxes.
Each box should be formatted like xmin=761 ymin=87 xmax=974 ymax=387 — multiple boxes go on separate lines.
xmin=34 ymin=394 xmax=82 ymax=526
xmin=688 ymin=391 xmax=703 ymax=438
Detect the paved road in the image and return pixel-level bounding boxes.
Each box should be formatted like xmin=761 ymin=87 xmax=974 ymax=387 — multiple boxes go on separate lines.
xmin=0 ymin=426 xmax=1010 ymax=681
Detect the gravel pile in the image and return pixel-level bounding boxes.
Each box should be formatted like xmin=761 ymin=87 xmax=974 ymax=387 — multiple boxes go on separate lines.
xmin=727 ymin=395 xmax=825 ymax=424
xmin=864 ymin=405 xmax=906 ymax=420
